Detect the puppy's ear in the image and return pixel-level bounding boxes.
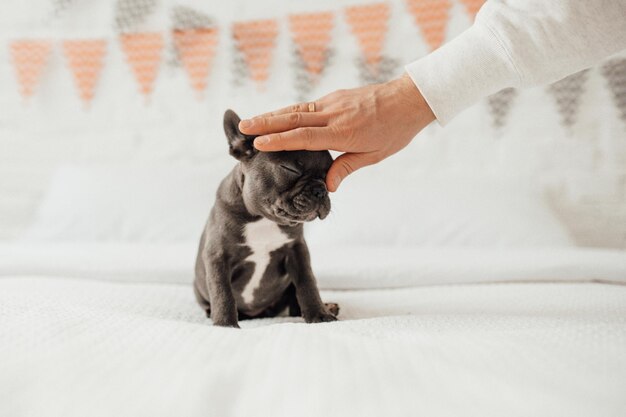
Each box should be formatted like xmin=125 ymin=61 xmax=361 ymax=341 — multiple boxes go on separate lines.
xmin=224 ymin=109 xmax=257 ymax=161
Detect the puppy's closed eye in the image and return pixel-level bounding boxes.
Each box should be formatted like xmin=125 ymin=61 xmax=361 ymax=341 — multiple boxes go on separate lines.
xmin=279 ymin=164 xmax=301 ymax=175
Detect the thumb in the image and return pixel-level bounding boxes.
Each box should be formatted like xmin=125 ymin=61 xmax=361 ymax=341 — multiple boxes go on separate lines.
xmin=326 ymin=153 xmax=373 ymax=192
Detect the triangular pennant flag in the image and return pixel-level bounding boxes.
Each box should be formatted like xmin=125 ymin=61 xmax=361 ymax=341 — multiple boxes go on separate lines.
xmin=171 ymin=6 xmax=214 ymax=30
xmin=232 ymin=19 xmax=279 ymax=85
xmin=120 ymin=32 xmax=164 ymax=97
xmin=345 ymin=3 xmax=390 ymax=69
xmin=405 ymin=0 xmax=451 ymax=51
xmin=487 ymin=88 xmax=517 ymax=129
xmin=173 ymin=28 xmax=219 ymax=96
xmin=547 ymin=69 xmax=589 ymax=128
xmin=459 ymin=0 xmax=485 ymax=20
xmin=289 ymin=12 xmax=334 ymax=78
xmin=115 ymin=0 xmax=158 ymax=32
xmin=10 ymin=40 xmax=53 ymax=99
xmin=62 ymin=39 xmax=107 ymax=105
xmin=601 ymin=58 xmax=626 ymax=123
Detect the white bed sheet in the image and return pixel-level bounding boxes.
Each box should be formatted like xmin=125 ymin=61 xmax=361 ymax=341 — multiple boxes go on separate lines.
xmin=1 ymin=277 xmax=625 ymax=417
xmin=1 ymin=245 xmax=625 ymax=416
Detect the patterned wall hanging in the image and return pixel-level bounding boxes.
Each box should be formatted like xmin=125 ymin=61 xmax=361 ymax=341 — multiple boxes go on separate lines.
xmin=10 ymin=40 xmax=53 ymax=99
xmin=232 ymin=19 xmax=279 ymax=87
xmin=601 ymin=58 xmax=626 ymax=124
xmin=547 ymin=69 xmax=589 ymax=129
xmin=289 ymin=12 xmax=334 ymax=99
xmin=487 ymin=87 xmax=517 ymax=130
xmin=345 ymin=3 xmax=397 ymax=84
xmin=405 ymin=0 xmax=451 ymax=51
xmin=114 ymin=0 xmax=158 ymax=32
xmin=62 ymin=39 xmax=107 ymax=106
xmin=172 ymin=28 xmax=218 ymax=97
xmin=120 ymin=32 xmax=164 ymax=99
xmin=459 ymin=0 xmax=485 ymax=20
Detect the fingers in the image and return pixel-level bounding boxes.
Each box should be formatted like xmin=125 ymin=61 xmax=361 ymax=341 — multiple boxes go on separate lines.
xmin=239 ymin=112 xmax=327 ymax=135
xmin=326 ymin=153 xmax=377 ymax=192
xmin=251 ymin=102 xmax=319 ymax=119
xmin=253 ymin=127 xmax=332 ymax=151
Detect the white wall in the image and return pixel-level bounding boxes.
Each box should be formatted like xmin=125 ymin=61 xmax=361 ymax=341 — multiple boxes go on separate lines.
xmin=0 ymin=0 xmax=625 ymax=247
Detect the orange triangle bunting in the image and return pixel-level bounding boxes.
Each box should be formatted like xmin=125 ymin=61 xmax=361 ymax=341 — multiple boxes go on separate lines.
xmin=406 ymin=0 xmax=451 ymax=51
xmin=120 ymin=32 xmax=164 ymax=97
xmin=289 ymin=12 xmax=334 ymax=78
xmin=62 ymin=39 xmax=107 ymax=105
xmin=459 ymin=0 xmax=485 ymax=20
xmin=10 ymin=40 xmax=53 ymax=99
xmin=173 ymin=28 xmax=219 ymax=96
xmin=232 ymin=19 xmax=279 ymax=85
xmin=345 ymin=3 xmax=390 ymax=68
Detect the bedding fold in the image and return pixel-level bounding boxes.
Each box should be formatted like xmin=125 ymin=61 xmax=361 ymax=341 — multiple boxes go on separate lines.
xmin=1 ymin=243 xmax=625 ymax=289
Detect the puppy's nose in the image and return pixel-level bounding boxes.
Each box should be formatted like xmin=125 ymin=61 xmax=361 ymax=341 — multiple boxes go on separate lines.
xmin=311 ymin=184 xmax=327 ymax=200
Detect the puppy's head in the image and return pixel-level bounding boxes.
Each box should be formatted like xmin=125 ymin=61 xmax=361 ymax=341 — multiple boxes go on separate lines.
xmin=224 ymin=109 xmax=332 ymax=226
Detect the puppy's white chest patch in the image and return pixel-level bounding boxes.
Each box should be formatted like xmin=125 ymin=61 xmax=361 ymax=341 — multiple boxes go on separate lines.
xmin=241 ymin=218 xmax=292 ymax=304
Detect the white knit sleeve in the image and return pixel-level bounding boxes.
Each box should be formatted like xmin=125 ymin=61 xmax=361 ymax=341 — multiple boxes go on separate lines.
xmin=405 ymin=0 xmax=626 ymax=125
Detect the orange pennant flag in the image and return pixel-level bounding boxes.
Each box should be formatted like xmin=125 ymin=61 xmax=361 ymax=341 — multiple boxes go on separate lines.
xmin=289 ymin=12 xmax=334 ymax=78
xmin=406 ymin=0 xmax=451 ymax=51
xmin=10 ymin=40 xmax=53 ymax=99
xmin=120 ymin=32 xmax=164 ymax=98
xmin=62 ymin=39 xmax=107 ymax=105
xmin=345 ymin=3 xmax=390 ymax=69
xmin=173 ymin=27 xmax=219 ymax=96
xmin=459 ymin=0 xmax=485 ymax=20
xmin=232 ymin=19 xmax=279 ymax=85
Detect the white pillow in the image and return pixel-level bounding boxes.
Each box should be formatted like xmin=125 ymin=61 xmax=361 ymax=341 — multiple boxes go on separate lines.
xmin=305 ymin=173 xmax=574 ymax=249
xmin=24 ymin=163 xmax=573 ymax=248
xmin=22 ymin=162 xmax=235 ymax=242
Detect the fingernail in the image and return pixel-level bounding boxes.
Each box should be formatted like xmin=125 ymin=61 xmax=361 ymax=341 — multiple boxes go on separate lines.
xmin=254 ymin=137 xmax=270 ymax=146
xmin=239 ymin=119 xmax=252 ymax=129
xmin=332 ymin=176 xmax=341 ymax=190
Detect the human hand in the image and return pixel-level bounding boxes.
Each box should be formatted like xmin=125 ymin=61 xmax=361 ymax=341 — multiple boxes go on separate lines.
xmin=238 ymin=73 xmax=435 ymax=191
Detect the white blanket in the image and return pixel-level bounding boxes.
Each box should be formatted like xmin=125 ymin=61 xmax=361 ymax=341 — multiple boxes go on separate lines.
xmin=1 ymin=246 xmax=626 ymax=417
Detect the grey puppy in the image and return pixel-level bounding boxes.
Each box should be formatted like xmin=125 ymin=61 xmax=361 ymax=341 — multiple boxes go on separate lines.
xmin=194 ymin=109 xmax=339 ymax=328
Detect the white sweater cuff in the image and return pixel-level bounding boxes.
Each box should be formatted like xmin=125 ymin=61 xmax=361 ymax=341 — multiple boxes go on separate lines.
xmin=405 ymin=22 xmax=519 ymax=125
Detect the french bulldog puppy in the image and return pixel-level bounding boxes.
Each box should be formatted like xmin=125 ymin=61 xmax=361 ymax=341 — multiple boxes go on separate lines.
xmin=194 ymin=109 xmax=339 ymax=328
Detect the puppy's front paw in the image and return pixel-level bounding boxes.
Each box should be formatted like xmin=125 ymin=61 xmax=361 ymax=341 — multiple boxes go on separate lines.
xmin=324 ymin=303 xmax=340 ymax=316
xmin=304 ymin=309 xmax=337 ymax=323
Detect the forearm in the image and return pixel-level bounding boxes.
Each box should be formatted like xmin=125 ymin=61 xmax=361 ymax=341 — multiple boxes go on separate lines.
xmin=406 ymin=0 xmax=626 ymax=124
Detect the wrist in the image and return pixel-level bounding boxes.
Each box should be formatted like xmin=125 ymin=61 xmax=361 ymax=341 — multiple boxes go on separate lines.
xmin=389 ymin=73 xmax=436 ymax=128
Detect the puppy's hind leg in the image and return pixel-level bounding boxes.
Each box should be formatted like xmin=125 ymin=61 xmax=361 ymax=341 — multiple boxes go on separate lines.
xmin=193 ymin=281 xmax=211 ymax=318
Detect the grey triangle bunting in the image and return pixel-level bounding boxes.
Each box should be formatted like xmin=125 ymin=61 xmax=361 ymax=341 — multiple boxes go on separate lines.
xmin=547 ymin=69 xmax=589 ymax=128
xmin=487 ymin=87 xmax=517 ymax=129
xmin=114 ymin=0 xmax=158 ymax=33
xmin=601 ymin=58 xmax=626 ymax=123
